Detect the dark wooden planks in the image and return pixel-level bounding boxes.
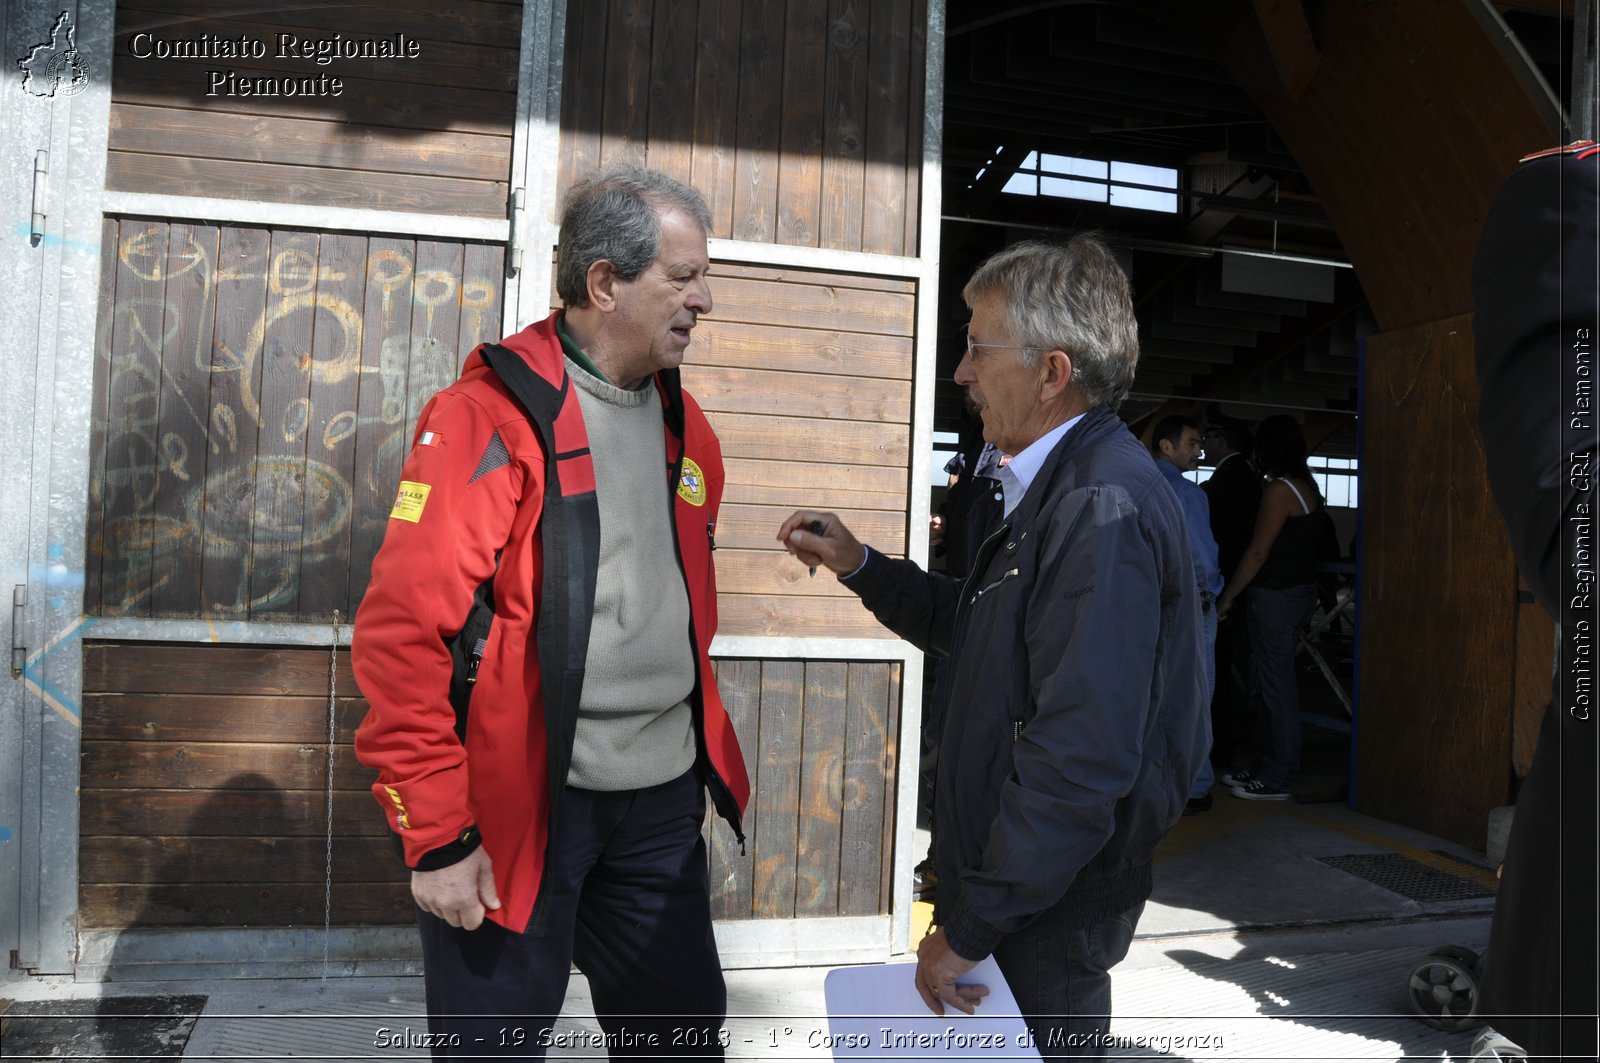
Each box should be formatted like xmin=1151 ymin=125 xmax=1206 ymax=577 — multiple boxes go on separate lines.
xmin=669 ymin=259 xmax=917 ymax=639
xmin=840 ymin=661 xmax=894 ymax=915
xmin=81 ymin=787 xmax=387 ymax=837
xmin=877 ymin=662 xmax=903 ymax=910
xmin=80 ymin=883 xmax=413 ymax=929
xmin=714 ymin=503 xmax=903 ymax=554
xmin=1354 ymin=317 xmax=1515 ymax=846
xmin=901 ymin=0 xmax=925 ymax=257
xmin=247 ymin=230 xmax=320 ymax=618
xmin=296 ymin=233 xmax=368 ymax=620
xmin=777 ymin=2 xmax=829 ymax=247
xmin=79 ymin=644 xmax=902 ymax=930
xmin=704 ymin=659 xmax=901 ymax=919
xmin=558 ymin=0 xmax=608 ymax=195
xmin=83 ymin=835 xmax=399 ymax=884
xmin=751 ymin=660 xmax=804 ymax=917
xmin=558 ymin=0 xmax=924 ymax=252
xmin=795 ymin=662 xmax=847 ymax=914
xmin=821 ymin=0 xmax=872 ymax=253
xmin=599 ymin=0 xmax=652 ymax=168
xmin=863 ymin=0 xmax=916 ymax=256
xmin=99 ymin=220 xmax=170 ymax=617
xmin=721 ymin=457 xmax=906 ymax=511
xmin=716 ymin=596 xmax=894 ymax=641
xmin=709 ymin=274 xmax=915 ymax=336
xmin=644 ymin=0 xmax=698 ymax=181
xmin=149 ymin=223 xmax=220 ymax=616
xmin=682 ymin=365 xmax=911 ymax=423
xmin=731 ymin=0 xmax=786 ymax=241
xmin=81 ymin=740 xmax=373 ymax=791
xmin=84 ymin=641 xmax=361 ymax=697
xmin=108 ymin=104 xmax=511 ymax=181
xmin=84 ymin=217 xmax=123 ymax=613
xmin=117 ymin=0 xmax=519 ymax=50
xmin=107 ymin=1 xmax=520 ymax=215
xmin=78 ymin=642 xmax=408 ymax=930
xmin=87 ymin=222 xmax=506 ymax=622
xmin=690 ymin=321 xmax=913 ymax=380
xmin=708 ymin=659 xmax=762 ymax=920
xmin=710 ymin=412 xmax=907 ymax=467
xmin=82 ymin=694 xmax=367 ymax=743
xmin=105 ymin=155 xmax=509 ymax=219
xmin=690 ymin=0 xmax=743 ymax=237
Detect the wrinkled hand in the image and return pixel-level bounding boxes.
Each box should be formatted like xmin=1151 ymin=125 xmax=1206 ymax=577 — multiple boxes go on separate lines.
xmin=776 ymin=511 xmax=868 ymax=577
xmin=914 ymin=928 xmax=990 ymax=1016
xmin=412 ymin=846 xmax=500 ymax=930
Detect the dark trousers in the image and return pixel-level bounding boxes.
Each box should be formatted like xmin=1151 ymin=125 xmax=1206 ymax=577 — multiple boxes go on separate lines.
xmin=416 ymin=769 xmax=726 ymax=1060
xmin=992 ymin=900 xmax=1145 ymax=1061
xmin=1210 ymin=614 xmax=1249 ymax=771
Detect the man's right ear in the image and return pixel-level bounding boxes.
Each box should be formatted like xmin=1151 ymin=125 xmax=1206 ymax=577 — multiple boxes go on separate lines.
xmin=586 ymin=259 xmax=619 ymax=312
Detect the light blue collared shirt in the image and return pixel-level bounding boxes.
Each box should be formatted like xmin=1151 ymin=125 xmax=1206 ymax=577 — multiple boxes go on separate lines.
xmin=995 ymin=413 xmax=1087 ymax=517
xmin=1156 ymin=458 xmax=1225 ymax=597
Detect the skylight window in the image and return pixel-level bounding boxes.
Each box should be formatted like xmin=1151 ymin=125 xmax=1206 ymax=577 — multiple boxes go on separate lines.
xmin=1002 ymin=152 xmax=1179 ymax=213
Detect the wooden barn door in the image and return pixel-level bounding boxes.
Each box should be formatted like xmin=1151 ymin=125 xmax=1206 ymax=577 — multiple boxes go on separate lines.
xmin=64 ymin=0 xmax=567 ymax=977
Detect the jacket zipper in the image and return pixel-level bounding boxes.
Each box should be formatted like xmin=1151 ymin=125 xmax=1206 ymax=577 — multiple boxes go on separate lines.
xmin=969 ymin=567 xmax=1020 ymax=604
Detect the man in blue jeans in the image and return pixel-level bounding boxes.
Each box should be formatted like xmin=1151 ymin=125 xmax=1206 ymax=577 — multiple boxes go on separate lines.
xmin=1151 ymin=415 xmax=1223 ymax=814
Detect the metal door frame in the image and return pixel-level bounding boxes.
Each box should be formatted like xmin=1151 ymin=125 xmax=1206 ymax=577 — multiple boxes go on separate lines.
xmin=2 ymin=0 xmax=114 ymax=976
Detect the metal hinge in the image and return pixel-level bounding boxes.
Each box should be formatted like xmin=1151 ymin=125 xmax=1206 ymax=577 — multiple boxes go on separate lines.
xmin=507 ymin=186 xmax=525 ymax=276
xmin=11 ymin=584 xmax=27 ymax=677
xmin=31 ymin=150 xmax=48 ymax=246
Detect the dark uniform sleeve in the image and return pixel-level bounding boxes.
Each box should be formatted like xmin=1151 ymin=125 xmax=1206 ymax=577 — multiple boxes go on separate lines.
xmin=1471 ymin=145 xmax=1599 ymax=1059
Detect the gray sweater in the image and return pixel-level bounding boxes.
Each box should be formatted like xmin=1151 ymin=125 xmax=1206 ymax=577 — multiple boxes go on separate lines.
xmin=564 ymin=359 xmax=697 ymax=791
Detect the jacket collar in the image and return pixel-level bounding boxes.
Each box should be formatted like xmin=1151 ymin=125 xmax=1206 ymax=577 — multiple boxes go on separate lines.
xmin=1005 ymin=407 xmax=1123 ymax=527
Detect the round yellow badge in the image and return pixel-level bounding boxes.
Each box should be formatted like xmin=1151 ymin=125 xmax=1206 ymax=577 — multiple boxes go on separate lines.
xmin=677 ymin=456 xmax=707 ymax=507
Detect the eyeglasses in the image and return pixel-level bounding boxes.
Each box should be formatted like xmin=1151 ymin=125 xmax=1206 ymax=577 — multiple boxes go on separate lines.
xmin=964 ymin=337 xmax=1046 ymax=360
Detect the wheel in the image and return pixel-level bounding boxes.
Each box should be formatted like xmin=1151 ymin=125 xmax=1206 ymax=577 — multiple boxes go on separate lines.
xmin=1407 ymin=948 xmax=1485 ymax=1031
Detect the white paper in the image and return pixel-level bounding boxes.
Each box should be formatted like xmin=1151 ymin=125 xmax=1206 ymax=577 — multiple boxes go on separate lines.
xmin=821 ymin=956 xmax=1041 ymax=1061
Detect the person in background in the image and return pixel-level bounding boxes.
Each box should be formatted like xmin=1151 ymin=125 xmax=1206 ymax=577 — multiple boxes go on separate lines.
xmin=1216 ymin=414 xmax=1324 ymax=802
xmin=779 ymin=235 xmax=1207 ymax=1059
xmin=1150 ymin=414 xmax=1223 ymax=815
xmin=1200 ymin=417 xmax=1262 ymax=776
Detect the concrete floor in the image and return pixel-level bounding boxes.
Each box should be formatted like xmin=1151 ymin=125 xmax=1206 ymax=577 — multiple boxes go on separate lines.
xmin=2 ymin=788 xmax=1501 ymax=1061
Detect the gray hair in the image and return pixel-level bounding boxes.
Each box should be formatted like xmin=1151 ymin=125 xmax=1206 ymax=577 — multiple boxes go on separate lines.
xmin=555 ymin=164 xmax=712 ymax=308
xmin=961 ymin=235 xmax=1140 ymax=410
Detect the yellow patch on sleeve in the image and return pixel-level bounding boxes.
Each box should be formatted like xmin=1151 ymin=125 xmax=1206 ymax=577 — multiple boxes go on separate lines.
xmin=383 ymin=786 xmax=411 ymax=830
xmin=390 ymin=481 xmax=432 ymax=524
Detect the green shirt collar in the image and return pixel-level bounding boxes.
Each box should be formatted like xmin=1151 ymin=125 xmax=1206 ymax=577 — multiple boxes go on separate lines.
xmin=556 ymin=313 xmax=608 ymax=383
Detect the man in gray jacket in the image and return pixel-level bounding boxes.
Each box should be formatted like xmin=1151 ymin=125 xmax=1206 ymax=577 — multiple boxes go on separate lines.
xmin=781 ymin=236 xmax=1208 ymax=1060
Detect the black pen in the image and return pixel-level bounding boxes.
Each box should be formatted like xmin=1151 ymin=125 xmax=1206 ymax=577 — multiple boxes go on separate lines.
xmin=808 ymin=520 xmax=825 ymax=578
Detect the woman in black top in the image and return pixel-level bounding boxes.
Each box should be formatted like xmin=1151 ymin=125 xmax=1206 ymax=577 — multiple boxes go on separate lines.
xmin=1216 ymin=415 xmax=1325 ymax=800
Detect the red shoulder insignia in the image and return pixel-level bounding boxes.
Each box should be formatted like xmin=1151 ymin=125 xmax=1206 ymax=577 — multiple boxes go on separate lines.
xmin=1519 ymin=140 xmax=1598 ymax=163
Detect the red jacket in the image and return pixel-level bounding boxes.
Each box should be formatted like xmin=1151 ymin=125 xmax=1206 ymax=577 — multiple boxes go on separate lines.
xmin=352 ymin=312 xmax=750 ymax=933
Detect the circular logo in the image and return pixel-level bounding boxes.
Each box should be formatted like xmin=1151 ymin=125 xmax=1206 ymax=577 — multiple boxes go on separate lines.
xmin=46 ymin=50 xmax=88 ymax=97
xmin=677 ymin=456 xmax=707 ymax=507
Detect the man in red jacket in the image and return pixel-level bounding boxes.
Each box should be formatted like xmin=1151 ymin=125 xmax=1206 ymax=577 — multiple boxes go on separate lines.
xmin=353 ymin=165 xmax=750 ymax=1058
